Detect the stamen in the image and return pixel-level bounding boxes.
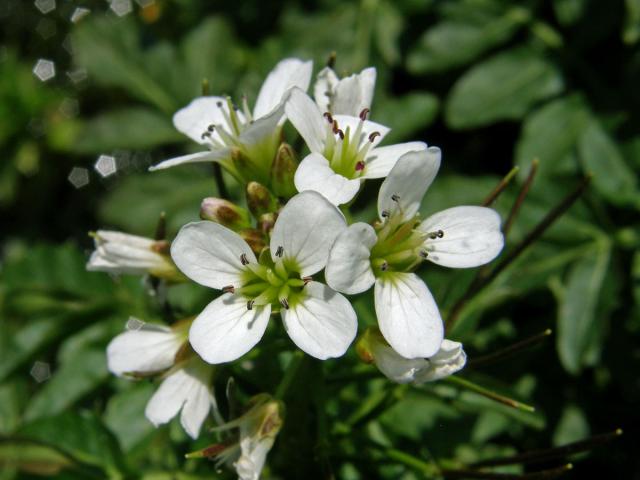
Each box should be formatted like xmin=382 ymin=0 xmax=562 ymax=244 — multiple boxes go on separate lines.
xmin=355 ymin=161 xmax=365 ymax=171
xmin=336 ymin=129 xmax=344 ymax=140
xmin=381 ymin=210 xmax=390 ymax=218
xmin=222 ymin=285 xmax=235 ymax=293
xmin=207 ymin=124 xmax=215 ymax=132
xmin=428 ymin=229 xmax=445 ymax=239
xmin=216 ymin=101 xmax=223 ymax=108
xmin=280 ymin=298 xmax=289 ymax=310
xmin=332 ymin=120 xmax=339 ymax=134
xmin=391 ymin=194 xmax=400 ymax=202
xmin=380 ymin=261 xmax=389 ymax=272
xmin=323 ymin=112 xmax=334 ymax=124
xmin=240 ymin=253 xmax=249 ymax=265
xmin=419 ymin=250 xmax=429 ymax=258
xmin=247 ymin=300 xmax=255 ymax=310
xmin=275 ymin=246 xmax=284 ymax=257
xmin=359 ymin=108 xmax=370 ymax=121
xmin=201 ymin=131 xmax=211 ymax=140
xmin=368 ymin=131 xmax=381 ymax=143
xmin=302 ymin=276 xmax=312 ymax=285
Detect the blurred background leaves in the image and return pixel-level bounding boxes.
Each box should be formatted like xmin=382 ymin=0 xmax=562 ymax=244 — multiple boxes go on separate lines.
xmin=1 ymin=0 xmax=638 ymax=478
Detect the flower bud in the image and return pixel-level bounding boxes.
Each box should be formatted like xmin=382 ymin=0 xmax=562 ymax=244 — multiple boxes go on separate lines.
xmin=270 ymin=143 xmax=298 ymax=198
xmin=246 ymin=181 xmax=278 ymax=217
xmin=240 ymin=228 xmax=267 ymax=255
xmin=200 ymin=197 xmax=251 ymax=231
xmin=258 ymin=212 xmax=277 ymax=235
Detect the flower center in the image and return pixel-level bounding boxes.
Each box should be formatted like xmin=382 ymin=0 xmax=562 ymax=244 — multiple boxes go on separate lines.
xmin=321 ymin=109 xmax=379 ymax=179
xmin=227 ymin=248 xmax=309 ymax=311
xmin=369 ymin=194 xmax=445 ymax=277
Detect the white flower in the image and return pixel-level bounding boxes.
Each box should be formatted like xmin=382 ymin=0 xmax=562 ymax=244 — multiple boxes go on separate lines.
xmin=326 ymin=148 xmax=504 ymax=358
xmin=187 ymin=394 xmax=283 ymax=480
xmin=314 ymin=66 xmax=376 ymax=116
xmin=149 ymin=58 xmax=312 ymax=186
xmin=285 ymin=87 xmax=427 ymax=205
xmin=359 ymin=328 xmax=466 ymax=384
xmin=171 ymin=191 xmax=357 ymax=364
xmin=87 ymin=230 xmax=179 ymax=280
xmin=106 ymin=320 xmax=217 ymax=439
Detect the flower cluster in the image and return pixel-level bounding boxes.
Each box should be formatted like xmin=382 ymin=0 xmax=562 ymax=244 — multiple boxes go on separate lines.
xmin=89 ymin=57 xmax=505 ymax=479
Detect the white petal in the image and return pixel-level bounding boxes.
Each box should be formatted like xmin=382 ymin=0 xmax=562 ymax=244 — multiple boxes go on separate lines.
xmin=414 ymin=339 xmax=467 ymax=383
xmin=325 ymin=222 xmax=377 ymax=295
xmin=294 ymin=153 xmax=361 ymax=206
xmin=378 ymin=147 xmax=441 ymax=222
xmin=269 ymin=191 xmax=346 ymax=276
xmin=189 ymin=293 xmax=271 ymax=364
xmin=93 ymin=231 xmax=154 ymax=249
xmin=332 ymin=67 xmax=377 ymax=116
xmin=236 ymin=437 xmax=275 ymax=480
xmin=284 ymin=88 xmax=326 ymax=153
xmin=239 ymin=101 xmax=284 ymax=146
xmin=173 ymin=96 xmax=237 ymax=145
xmin=374 ymin=273 xmax=444 ymax=359
xmin=417 ymin=206 xmax=504 ymax=268
xmin=281 ymin=282 xmax=357 ymax=359
xmin=106 ymin=324 xmax=181 ymax=375
xmin=179 ymin=362 xmax=215 ymax=438
xmin=361 ymin=141 xmax=427 ymax=179
xmin=145 ymin=364 xmax=212 ymax=438
xmin=253 ymin=58 xmax=313 ymax=119
xmin=313 ymin=67 xmax=339 ymax=113
xmin=171 ymin=221 xmax=255 ymax=290
xmin=371 ymin=341 xmax=429 ymax=384
xmin=149 ymin=149 xmax=232 ymax=172
xmin=332 ymin=115 xmax=390 ymax=149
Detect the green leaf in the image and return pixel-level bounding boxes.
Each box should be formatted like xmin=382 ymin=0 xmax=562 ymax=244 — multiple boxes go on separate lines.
xmin=0 ymin=440 xmax=74 ymax=476
xmin=578 ymin=118 xmax=639 ymax=207
xmin=552 ymin=404 xmax=589 ymax=446
xmin=72 ymin=16 xmax=177 ymax=113
xmin=104 ymin=383 xmax=156 ymax=452
xmin=24 ymin=348 xmax=109 ymax=422
xmin=445 ymin=47 xmax=564 ymax=129
xmin=556 ymin=241 xmax=611 ymax=374
xmin=515 ymin=94 xmax=590 ymax=178
xmin=61 ymin=108 xmax=183 ymax=154
xmin=375 ymin=92 xmax=439 ymax=144
xmin=375 ymin=1 xmax=404 ymax=65
xmin=407 ymin=7 xmax=528 ymax=74
xmin=19 ymin=411 xmax=126 ymax=476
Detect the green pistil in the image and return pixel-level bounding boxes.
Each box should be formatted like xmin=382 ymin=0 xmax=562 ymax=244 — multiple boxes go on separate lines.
xmin=370 ymin=214 xmax=428 ymax=276
xmin=322 ymin=118 xmax=373 ymax=179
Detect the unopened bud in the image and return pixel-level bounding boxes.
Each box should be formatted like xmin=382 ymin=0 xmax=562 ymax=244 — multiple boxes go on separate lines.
xmin=270 ymin=143 xmax=298 ymax=198
xmin=240 ymin=228 xmax=267 ymax=255
xmin=246 ymin=181 xmax=277 ymax=217
xmin=200 ymin=197 xmax=250 ymax=231
xmin=258 ymin=212 xmax=277 ymax=235
xmin=356 ymin=328 xmax=376 ymax=364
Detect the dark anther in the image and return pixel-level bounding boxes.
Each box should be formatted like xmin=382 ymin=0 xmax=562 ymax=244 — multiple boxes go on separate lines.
xmin=381 ymin=210 xmax=389 ymax=218
xmin=336 ymin=129 xmax=345 ymax=140
xmin=355 ymin=161 xmax=365 ymax=171
xmin=359 ymin=108 xmax=370 ymax=121
xmin=222 ymin=285 xmax=235 ymax=293
xmin=381 ymin=261 xmax=389 ymax=272
xmin=332 ymin=120 xmax=339 ymax=133
xmin=280 ymin=299 xmax=290 ymax=310
xmin=302 ymin=276 xmax=313 ymax=285
xmin=275 ymin=246 xmax=284 ymax=257
xmin=368 ymin=131 xmax=381 ymax=142
xmin=323 ymin=112 xmax=334 ymax=124
xmin=240 ymin=253 xmax=249 ymax=265
xmin=327 ymin=51 xmax=336 ymax=68
xmin=207 ymin=124 xmax=215 ymax=132
xmin=247 ymin=300 xmax=254 ymax=310
xmin=201 ymin=132 xmax=211 ymax=140
xmin=216 ymin=101 xmax=223 ymax=108
xmin=391 ymin=194 xmax=400 ymax=202
xmin=419 ymin=250 xmax=429 ymax=259
xmin=437 ymin=230 xmax=444 ymax=238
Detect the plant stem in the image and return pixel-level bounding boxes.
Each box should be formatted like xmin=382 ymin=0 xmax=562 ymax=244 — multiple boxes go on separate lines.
xmin=212 ymin=163 xmax=228 ymax=199
xmin=274 ymin=351 xmax=305 ymax=401
xmin=483 ymin=166 xmax=520 ymax=207
xmin=445 ymin=376 xmax=536 ymax=412
xmin=503 ymin=159 xmax=538 ymax=235
xmin=468 ymin=329 xmax=552 ymax=368
xmin=471 ymin=429 xmax=623 ymax=467
xmin=442 ymin=463 xmax=572 ymax=479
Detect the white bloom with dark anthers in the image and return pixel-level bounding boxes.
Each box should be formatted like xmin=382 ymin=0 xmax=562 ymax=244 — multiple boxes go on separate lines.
xmin=363 ymin=329 xmax=467 ymax=384
xmin=106 ymin=321 xmax=217 ymax=439
xmin=314 ymin=66 xmax=376 ymax=116
xmin=326 ymin=148 xmax=504 ymax=358
xmin=171 ymin=191 xmax=357 ymax=364
xmin=285 ymin=87 xmax=427 ymax=205
xmin=149 ymin=58 xmax=312 ymax=183
xmin=87 ymin=230 xmax=178 ymax=279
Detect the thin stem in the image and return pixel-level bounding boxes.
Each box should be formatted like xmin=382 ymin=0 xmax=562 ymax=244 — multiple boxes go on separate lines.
xmin=447 ymin=175 xmax=591 ymax=330
xmin=212 ymin=163 xmax=228 ymax=199
xmin=483 ymin=166 xmax=520 ymax=207
xmin=442 ymin=463 xmax=573 ymax=479
xmin=468 ymin=329 xmax=552 ymax=368
xmin=154 ymin=211 xmax=166 ymax=240
xmin=445 ymin=376 xmax=536 ymax=413
xmin=471 ymin=429 xmax=623 ymax=467
xmin=274 ymin=351 xmax=305 ymax=400
xmin=503 ymin=159 xmax=539 ymax=235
